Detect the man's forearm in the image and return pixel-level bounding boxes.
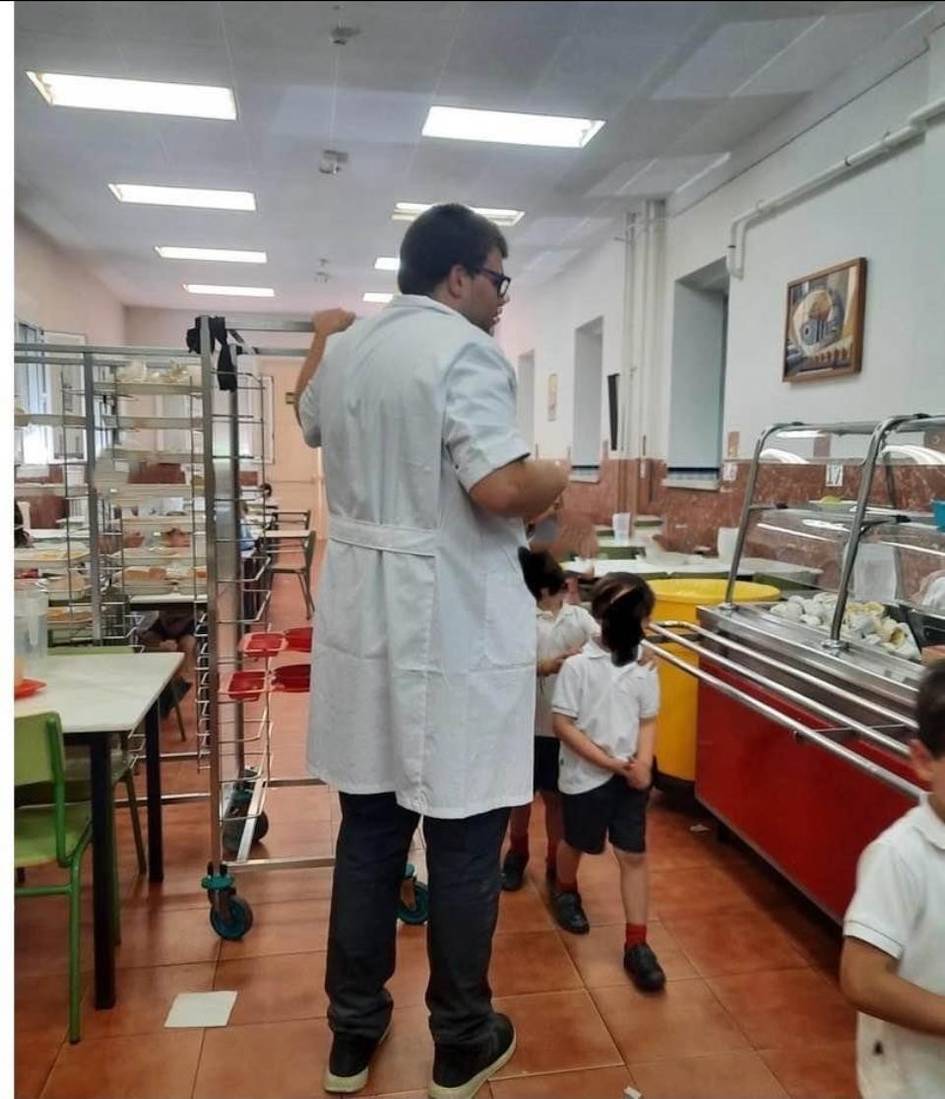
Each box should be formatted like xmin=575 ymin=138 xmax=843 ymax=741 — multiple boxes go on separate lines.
xmin=471 ymin=458 xmax=567 ymax=519
xmin=841 ymin=940 xmax=945 ymax=1036
xmin=293 ymin=331 xmax=328 ymax=424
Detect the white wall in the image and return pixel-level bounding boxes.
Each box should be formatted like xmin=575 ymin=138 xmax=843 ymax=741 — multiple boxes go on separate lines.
xmin=656 ymin=48 xmax=945 ymax=458
xmin=499 ymin=237 xmax=624 ymax=461
xmin=572 ymin=320 xmax=604 ymax=466
xmin=15 ymin=218 xmax=125 ymax=344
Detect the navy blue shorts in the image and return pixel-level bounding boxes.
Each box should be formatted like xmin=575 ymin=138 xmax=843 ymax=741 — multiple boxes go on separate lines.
xmin=562 ymin=774 xmax=649 ymax=854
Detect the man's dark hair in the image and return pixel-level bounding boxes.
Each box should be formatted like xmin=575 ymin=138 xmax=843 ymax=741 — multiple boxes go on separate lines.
xmin=518 ymin=548 xmax=566 ymax=601
xmin=398 ymin=204 xmax=508 ymax=296
xmin=916 ymin=661 xmax=945 ymax=758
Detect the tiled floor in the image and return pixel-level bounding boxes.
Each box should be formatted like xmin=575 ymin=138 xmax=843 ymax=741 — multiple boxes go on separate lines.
xmin=16 ymin=577 xmax=860 ymax=1099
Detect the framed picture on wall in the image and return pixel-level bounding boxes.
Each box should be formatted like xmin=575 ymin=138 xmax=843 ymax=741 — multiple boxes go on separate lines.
xmin=547 ymin=373 xmax=558 ymax=422
xmin=783 ymin=257 xmax=866 ymax=383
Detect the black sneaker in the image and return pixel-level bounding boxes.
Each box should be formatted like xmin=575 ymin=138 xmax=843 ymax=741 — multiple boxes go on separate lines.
xmin=501 ymin=851 xmax=528 ymax=892
xmin=323 ymin=1024 xmax=390 ymax=1094
xmin=623 ymin=942 xmax=666 ymax=993
xmin=430 ymin=1013 xmax=516 ymax=1099
xmin=553 ymin=890 xmax=589 ymax=935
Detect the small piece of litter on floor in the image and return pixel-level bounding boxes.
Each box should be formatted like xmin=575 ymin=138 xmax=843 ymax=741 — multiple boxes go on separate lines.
xmin=623 ymin=1087 xmax=643 ymax=1099
xmin=165 ymin=991 xmax=238 ymax=1029
xmin=689 ymin=824 xmax=711 ymax=833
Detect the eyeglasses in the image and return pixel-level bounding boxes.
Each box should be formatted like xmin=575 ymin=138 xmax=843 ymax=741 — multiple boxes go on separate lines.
xmin=475 ymin=266 xmax=511 ymax=298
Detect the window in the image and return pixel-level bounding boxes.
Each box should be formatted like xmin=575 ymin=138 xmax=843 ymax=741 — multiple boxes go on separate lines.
xmin=667 ymin=259 xmax=729 ymax=483
xmin=572 ymin=316 xmax=604 ymax=473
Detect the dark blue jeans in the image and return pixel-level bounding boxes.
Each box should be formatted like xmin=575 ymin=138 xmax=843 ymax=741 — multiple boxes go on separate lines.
xmin=325 ymin=792 xmax=510 ymax=1048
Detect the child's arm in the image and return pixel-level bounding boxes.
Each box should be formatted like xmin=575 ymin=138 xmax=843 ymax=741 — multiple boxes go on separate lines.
xmin=552 ymin=712 xmax=631 ymax=776
xmin=626 ymin=717 xmax=657 ymax=790
xmin=840 ymin=938 xmax=945 ymax=1036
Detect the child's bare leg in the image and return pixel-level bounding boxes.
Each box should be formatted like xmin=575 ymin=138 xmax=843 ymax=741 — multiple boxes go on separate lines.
xmin=615 ymin=847 xmax=665 ymax=991
xmin=501 ymin=801 xmax=533 ymax=891
xmin=541 ymin=790 xmax=563 ymax=878
xmin=614 ymin=848 xmax=648 ymax=926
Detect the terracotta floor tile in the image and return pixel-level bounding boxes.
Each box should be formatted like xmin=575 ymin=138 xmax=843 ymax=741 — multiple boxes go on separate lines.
xmin=760 ymin=1042 xmax=859 ymax=1098
xmin=561 ymin=921 xmax=696 ymax=988
xmin=216 ymin=950 xmax=328 ymax=1025
xmin=121 ymin=867 xmax=210 ymax=912
xmin=629 ymin=1051 xmax=789 ymax=1099
xmin=232 ymin=867 xmax=334 ymax=907
xmin=114 ymin=906 xmax=221 ymax=969
xmin=490 ymin=932 xmax=582 ymax=998
xmin=715 ymin=846 xmax=800 ymax=910
xmin=15 ymin=1032 xmax=62 ymax=1099
xmin=496 ymin=882 xmax=555 ymax=934
xmin=491 ymin=1066 xmax=634 ymax=1098
xmin=708 ymin=968 xmax=856 ymax=1050
xmin=591 ymin=979 xmax=750 ymax=1063
xmin=81 ymin=962 xmax=215 ymax=1039
xmin=492 ymin=991 xmax=622 ymax=1079
xmin=41 ymin=1031 xmax=203 ymax=1099
xmin=360 ymin=1005 xmax=434 ymax=1096
xmin=765 ymin=902 xmax=844 ymax=977
xmin=15 ymin=972 xmax=84 ymax=1044
xmin=194 ymin=1019 xmax=333 ymax=1099
xmin=662 ymin=909 xmax=809 ymax=978
xmin=218 ymin=898 xmax=332 ymax=961
xmin=648 ymin=866 xmax=763 ymax=920
xmin=386 ymin=926 xmax=430 ymax=1009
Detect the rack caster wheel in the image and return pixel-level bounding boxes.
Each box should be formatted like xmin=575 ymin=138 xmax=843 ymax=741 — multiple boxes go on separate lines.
xmin=397 ymin=863 xmax=429 ymax=925
xmin=252 ymin=811 xmax=269 ymax=843
xmin=210 ymin=895 xmax=254 ymax=941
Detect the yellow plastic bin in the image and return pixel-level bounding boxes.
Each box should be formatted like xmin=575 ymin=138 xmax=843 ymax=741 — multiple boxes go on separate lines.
xmin=648 ymin=579 xmax=779 ymax=788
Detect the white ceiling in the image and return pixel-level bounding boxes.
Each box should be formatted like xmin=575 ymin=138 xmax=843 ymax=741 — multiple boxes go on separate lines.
xmin=14 ymin=1 xmax=929 ymax=314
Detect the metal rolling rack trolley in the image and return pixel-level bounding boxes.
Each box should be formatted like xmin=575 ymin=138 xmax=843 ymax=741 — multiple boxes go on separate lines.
xmin=195 ymin=315 xmax=429 ymax=939
xmin=644 ymin=414 xmax=944 ymax=920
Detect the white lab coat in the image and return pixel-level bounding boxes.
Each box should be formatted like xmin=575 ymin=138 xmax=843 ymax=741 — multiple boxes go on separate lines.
xmin=299 ymin=295 xmax=536 ymax=818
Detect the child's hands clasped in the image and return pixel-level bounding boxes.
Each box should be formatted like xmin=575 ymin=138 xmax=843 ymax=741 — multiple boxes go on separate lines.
xmin=623 ymin=757 xmax=652 ymax=790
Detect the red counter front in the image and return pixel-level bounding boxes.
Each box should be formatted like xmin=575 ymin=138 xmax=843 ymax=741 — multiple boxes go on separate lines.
xmin=696 ymin=664 xmax=917 ymax=921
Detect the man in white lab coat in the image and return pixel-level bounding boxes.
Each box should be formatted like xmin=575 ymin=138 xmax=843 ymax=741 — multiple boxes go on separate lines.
xmin=296 ymin=204 xmax=567 ymax=1099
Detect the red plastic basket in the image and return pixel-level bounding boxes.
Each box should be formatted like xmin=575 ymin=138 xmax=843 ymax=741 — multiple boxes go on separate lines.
xmin=240 ymin=632 xmax=287 ymax=659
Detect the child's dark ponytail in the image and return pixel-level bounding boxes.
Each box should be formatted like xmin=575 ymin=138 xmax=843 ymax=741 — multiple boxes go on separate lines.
xmin=600 ymin=582 xmax=655 ymax=667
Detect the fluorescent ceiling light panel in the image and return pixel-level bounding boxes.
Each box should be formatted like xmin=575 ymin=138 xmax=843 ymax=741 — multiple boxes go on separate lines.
xmin=156 ymin=246 xmax=267 ymax=263
xmin=392 ymin=203 xmax=524 ymax=227
xmin=27 ymin=71 xmax=236 ymax=120
xmin=110 ymin=184 xmax=255 ymax=211
xmin=374 ymin=257 xmax=400 ymax=271
xmin=422 ymin=106 xmax=604 ymax=148
xmin=363 ymin=292 xmax=393 ymax=304
xmin=184 ymin=284 xmax=274 ymax=297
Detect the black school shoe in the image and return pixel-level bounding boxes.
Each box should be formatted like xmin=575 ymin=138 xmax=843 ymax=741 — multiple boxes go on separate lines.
xmin=501 ymin=850 xmax=528 ymax=891
xmin=323 ymin=1025 xmax=390 ymax=1094
xmin=429 ymin=1013 xmax=517 ymax=1099
xmin=623 ymin=943 xmax=667 ymax=993
xmin=553 ymin=890 xmax=590 ymax=934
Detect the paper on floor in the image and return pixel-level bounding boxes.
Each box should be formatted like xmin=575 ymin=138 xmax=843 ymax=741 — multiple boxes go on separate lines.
xmin=164 ymin=991 xmax=238 ymax=1028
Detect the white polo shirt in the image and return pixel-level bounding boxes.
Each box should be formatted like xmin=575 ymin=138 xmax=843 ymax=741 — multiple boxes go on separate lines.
xmin=843 ymin=795 xmax=945 ymax=1099
xmin=535 ymin=604 xmax=598 ymax=738
xmin=551 ymin=639 xmax=659 ymax=795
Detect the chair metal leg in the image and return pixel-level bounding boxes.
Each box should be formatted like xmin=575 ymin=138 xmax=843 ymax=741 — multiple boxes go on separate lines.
xmin=68 ymin=856 xmax=83 ymax=1043
xmin=298 ymin=569 xmax=314 ymax=619
xmin=173 ymin=697 xmax=187 ymax=741
xmin=124 ymin=772 xmax=147 ymax=876
xmin=15 ymin=868 xmax=25 ymax=885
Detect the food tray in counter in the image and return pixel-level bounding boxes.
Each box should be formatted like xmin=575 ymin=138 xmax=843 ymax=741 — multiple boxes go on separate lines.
xmin=15 ymin=545 xmax=91 ymax=568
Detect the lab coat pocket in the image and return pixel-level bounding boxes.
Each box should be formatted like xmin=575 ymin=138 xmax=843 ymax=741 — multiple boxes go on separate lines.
xmin=484 ymin=548 xmax=535 ymax=667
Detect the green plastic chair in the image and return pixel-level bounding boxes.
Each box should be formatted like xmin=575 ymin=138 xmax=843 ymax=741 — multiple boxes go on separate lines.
xmin=18 ymin=646 xmax=146 ymax=877
xmin=15 ymin=712 xmax=93 ymax=1044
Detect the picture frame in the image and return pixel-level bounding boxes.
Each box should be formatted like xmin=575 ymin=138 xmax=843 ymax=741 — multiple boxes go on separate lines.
xmin=547 ymin=373 xmax=558 ymax=422
xmin=783 ymin=257 xmax=867 ymax=383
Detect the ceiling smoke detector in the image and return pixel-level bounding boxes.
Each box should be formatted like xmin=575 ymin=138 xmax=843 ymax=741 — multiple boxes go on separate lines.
xmin=319 ymin=149 xmax=348 ymax=175
xmin=330 ymin=24 xmax=360 ymax=46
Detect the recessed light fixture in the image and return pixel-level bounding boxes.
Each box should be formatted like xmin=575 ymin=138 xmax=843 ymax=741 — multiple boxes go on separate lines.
xmin=184 ymin=284 xmax=274 ymax=297
xmin=363 ymin=292 xmax=393 ymax=304
xmin=27 ymin=71 xmax=236 ymax=120
xmin=422 ymin=106 xmax=604 ymax=149
xmin=110 ymin=184 xmax=256 ymax=211
xmin=391 ymin=202 xmax=524 ymax=227
xmin=156 ymin=246 xmax=267 ymax=264
xmin=374 ymin=257 xmax=400 ymax=271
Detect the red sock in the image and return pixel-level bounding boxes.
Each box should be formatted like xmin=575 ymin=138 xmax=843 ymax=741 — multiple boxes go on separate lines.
xmin=626 ymin=923 xmax=647 ymax=948
xmin=510 ymin=833 xmax=530 ymax=858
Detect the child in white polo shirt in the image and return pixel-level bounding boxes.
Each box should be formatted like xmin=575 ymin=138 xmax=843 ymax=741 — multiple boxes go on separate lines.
xmin=551 ymin=573 xmax=666 ymax=993
xmin=841 ymin=661 xmax=945 ymax=1099
xmin=501 ymin=550 xmax=598 ymax=891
